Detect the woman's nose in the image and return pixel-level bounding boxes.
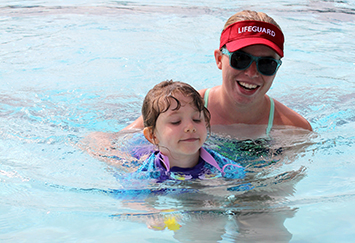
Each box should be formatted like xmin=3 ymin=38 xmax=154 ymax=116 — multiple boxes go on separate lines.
xmin=244 ymin=61 xmax=259 ymax=78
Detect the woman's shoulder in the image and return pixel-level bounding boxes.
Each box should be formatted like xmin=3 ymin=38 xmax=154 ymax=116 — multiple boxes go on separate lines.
xmin=199 ymin=88 xmax=208 ymax=98
xmin=198 ymin=86 xmax=221 ymax=98
xmin=273 ymin=98 xmax=312 ymax=131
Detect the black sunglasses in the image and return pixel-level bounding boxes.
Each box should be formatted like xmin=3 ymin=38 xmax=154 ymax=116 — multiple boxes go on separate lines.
xmin=221 ymin=48 xmax=282 ymax=76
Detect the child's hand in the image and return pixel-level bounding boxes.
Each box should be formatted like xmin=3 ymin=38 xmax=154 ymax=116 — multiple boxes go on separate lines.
xmin=147 ymin=215 xmax=181 ymax=231
xmin=147 ymin=217 xmax=166 ymax=231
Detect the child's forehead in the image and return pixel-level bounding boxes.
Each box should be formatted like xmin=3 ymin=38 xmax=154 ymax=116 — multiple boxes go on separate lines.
xmin=159 ymin=93 xmax=199 ymax=112
xmin=166 ymin=93 xmax=194 ymax=106
xmin=170 ymin=91 xmax=191 ymax=100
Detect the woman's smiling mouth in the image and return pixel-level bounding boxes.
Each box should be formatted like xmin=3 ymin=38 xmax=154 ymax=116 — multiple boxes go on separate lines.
xmin=238 ymin=81 xmax=259 ymax=90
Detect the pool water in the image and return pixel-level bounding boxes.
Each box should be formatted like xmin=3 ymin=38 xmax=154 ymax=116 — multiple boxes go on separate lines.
xmin=1 ymin=1 xmax=355 ymax=242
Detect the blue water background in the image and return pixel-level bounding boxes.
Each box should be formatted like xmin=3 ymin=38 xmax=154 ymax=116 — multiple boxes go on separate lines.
xmin=1 ymin=0 xmax=355 ymax=242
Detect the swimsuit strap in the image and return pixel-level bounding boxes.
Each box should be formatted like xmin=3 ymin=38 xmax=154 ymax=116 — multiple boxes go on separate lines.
xmin=266 ymin=96 xmax=275 ymax=137
xmin=203 ymin=148 xmax=243 ymax=176
xmin=199 ymin=147 xmax=223 ymax=172
xmin=204 ymin=88 xmax=211 ymax=108
xmin=156 ymin=152 xmax=171 ymax=171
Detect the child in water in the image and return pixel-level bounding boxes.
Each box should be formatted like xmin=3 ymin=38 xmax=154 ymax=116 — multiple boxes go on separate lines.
xmin=133 ymin=80 xmax=244 ymax=181
xmin=83 ymin=80 xmax=246 ymax=233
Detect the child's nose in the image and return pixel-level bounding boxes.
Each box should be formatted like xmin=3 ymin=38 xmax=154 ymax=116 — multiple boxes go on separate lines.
xmin=184 ymin=122 xmax=196 ymax=133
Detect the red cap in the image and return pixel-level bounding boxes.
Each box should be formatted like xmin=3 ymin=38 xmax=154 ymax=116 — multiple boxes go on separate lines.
xmin=220 ymin=20 xmax=284 ymax=57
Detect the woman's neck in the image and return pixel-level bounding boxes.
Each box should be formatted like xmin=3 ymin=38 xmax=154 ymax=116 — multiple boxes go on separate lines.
xmin=211 ymin=86 xmax=270 ymax=125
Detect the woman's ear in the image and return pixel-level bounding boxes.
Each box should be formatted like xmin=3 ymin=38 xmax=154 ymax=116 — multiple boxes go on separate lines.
xmin=214 ymin=49 xmax=223 ymax=70
xmin=143 ymin=127 xmax=158 ymax=144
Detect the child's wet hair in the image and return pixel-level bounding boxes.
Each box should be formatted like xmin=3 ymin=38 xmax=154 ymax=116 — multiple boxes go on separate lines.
xmin=142 ymin=80 xmax=211 ymax=131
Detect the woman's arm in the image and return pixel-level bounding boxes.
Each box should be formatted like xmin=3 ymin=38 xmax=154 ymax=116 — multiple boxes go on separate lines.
xmin=122 ymin=115 xmax=144 ymax=130
xmin=78 ymin=130 xmax=141 ymax=172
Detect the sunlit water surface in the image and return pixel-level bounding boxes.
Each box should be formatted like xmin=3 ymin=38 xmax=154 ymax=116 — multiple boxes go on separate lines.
xmin=1 ymin=0 xmax=355 ymax=242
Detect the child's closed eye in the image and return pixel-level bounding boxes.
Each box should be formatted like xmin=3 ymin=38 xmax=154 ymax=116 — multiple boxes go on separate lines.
xmin=170 ymin=121 xmax=181 ymax=125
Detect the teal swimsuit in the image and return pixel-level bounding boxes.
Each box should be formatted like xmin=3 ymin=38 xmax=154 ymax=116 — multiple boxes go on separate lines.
xmin=203 ymin=88 xmax=275 ymax=137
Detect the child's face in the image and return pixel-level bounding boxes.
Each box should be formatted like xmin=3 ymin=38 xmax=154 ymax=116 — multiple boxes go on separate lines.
xmin=153 ymin=93 xmax=208 ymax=160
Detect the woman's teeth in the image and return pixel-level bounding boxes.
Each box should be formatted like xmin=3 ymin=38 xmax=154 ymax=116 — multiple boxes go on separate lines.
xmin=238 ymin=81 xmax=258 ymax=90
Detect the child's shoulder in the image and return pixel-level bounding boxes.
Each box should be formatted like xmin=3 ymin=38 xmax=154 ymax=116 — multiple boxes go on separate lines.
xmin=136 ymin=151 xmax=158 ymax=172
